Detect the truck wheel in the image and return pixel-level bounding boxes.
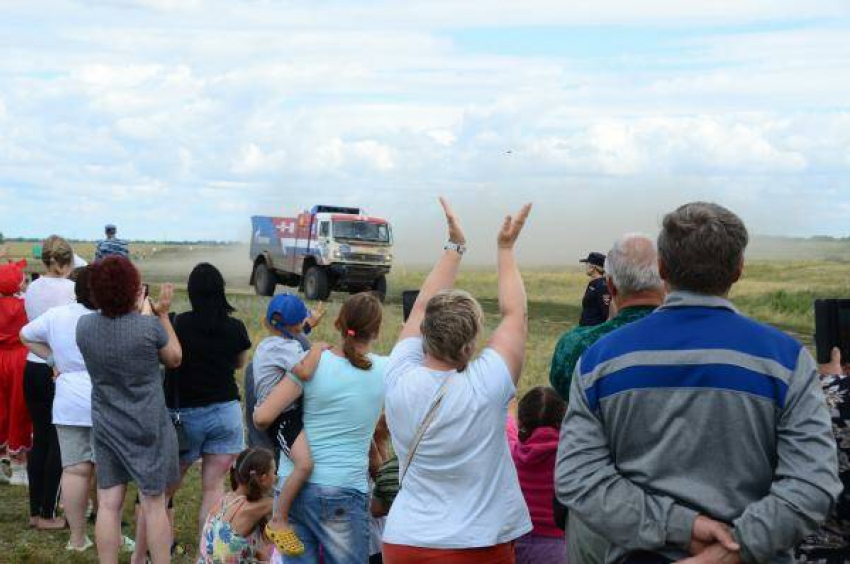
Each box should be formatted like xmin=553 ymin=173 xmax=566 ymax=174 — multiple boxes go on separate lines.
xmin=304 ymin=267 xmax=330 ymax=301
xmin=253 ymin=262 xmax=276 ymax=297
xmin=372 ymin=275 xmax=387 ymax=302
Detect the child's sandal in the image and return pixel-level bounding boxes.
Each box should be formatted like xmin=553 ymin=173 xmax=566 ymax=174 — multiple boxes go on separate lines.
xmin=265 ymin=523 xmax=305 ymax=557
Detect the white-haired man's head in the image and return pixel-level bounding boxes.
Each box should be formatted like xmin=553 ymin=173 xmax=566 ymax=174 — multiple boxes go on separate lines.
xmin=606 ymin=233 xmax=664 ymax=301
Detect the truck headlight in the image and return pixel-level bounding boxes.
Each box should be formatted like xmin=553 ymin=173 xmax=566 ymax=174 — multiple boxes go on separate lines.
xmin=332 ymin=249 xmax=342 ymax=259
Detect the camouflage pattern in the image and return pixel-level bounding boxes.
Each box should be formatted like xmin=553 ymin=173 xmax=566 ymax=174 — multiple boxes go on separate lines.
xmin=549 ymin=305 xmax=657 ymax=401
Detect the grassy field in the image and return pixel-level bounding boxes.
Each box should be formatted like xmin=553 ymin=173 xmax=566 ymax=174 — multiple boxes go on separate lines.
xmin=1 ymin=251 xmax=849 ymax=562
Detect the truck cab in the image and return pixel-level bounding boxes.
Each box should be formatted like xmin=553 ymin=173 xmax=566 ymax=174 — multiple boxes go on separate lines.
xmin=250 ymin=205 xmax=393 ymax=301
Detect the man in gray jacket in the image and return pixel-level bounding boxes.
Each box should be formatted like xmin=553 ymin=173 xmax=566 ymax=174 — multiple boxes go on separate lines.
xmin=556 ymin=202 xmax=842 ymax=564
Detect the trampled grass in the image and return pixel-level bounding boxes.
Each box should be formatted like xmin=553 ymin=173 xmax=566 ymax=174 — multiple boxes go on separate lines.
xmin=1 ymin=259 xmax=849 ymax=561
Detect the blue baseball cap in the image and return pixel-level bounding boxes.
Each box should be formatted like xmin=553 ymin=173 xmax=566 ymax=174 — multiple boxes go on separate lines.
xmin=266 ymin=294 xmax=310 ymax=331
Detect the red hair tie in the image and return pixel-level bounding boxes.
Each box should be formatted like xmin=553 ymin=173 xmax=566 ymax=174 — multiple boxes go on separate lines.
xmin=346 ymin=329 xmax=356 ymax=337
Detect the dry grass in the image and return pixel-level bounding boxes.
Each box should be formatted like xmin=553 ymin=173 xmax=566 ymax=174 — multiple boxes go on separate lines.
xmin=1 ymin=256 xmax=849 ymax=561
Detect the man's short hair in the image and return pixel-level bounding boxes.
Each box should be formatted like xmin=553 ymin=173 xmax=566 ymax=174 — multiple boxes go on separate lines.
xmin=607 ymin=233 xmax=662 ymax=295
xmin=657 ymin=202 xmax=748 ymax=296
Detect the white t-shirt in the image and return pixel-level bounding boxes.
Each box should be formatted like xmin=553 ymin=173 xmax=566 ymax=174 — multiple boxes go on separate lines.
xmin=20 ymin=302 xmax=94 ymax=426
xmin=23 ymin=276 xmax=75 ymax=363
xmin=382 ymin=337 xmax=532 ymax=548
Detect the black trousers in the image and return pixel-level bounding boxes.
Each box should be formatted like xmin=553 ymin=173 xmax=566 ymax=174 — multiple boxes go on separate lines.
xmin=23 ymin=361 xmax=62 ymax=519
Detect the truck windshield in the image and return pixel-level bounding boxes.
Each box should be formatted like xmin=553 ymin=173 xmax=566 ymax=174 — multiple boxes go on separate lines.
xmin=333 ymin=221 xmax=390 ymax=243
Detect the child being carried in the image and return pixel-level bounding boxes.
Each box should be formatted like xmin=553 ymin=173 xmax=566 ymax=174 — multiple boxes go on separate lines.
xmin=252 ymin=294 xmax=329 ymax=557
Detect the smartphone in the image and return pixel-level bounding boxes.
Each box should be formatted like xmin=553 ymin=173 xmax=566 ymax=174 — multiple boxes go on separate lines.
xmin=143 ymin=283 xmax=150 ymax=299
xmin=402 ymin=290 xmax=420 ymax=322
xmin=814 ymin=299 xmax=850 ymax=364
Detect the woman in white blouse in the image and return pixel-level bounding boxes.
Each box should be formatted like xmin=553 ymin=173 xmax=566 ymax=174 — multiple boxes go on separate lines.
xmin=21 ymin=266 xmax=96 ymax=552
xmin=382 ymin=199 xmax=533 ymax=564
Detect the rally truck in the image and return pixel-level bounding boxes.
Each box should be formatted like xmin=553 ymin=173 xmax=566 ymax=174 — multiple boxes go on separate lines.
xmin=250 ymin=205 xmax=393 ymax=301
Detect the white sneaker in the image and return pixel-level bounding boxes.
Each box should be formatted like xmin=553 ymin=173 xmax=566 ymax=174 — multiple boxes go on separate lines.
xmin=9 ymin=465 xmax=28 ymax=487
xmin=121 ymin=535 xmax=136 ymax=553
xmin=66 ymin=536 xmax=94 ymax=552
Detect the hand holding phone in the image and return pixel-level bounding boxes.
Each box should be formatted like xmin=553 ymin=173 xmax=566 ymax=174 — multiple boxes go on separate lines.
xmin=814 ymin=299 xmax=850 ymax=367
xmin=819 ymin=347 xmax=847 ymax=376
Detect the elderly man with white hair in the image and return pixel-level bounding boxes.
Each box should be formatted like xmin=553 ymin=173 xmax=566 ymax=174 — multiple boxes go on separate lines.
xmin=549 ymin=233 xmax=665 ymax=402
xmin=549 ymin=233 xmax=666 ymax=564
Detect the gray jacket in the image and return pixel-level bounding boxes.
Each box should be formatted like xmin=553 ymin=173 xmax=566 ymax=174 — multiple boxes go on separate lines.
xmin=556 ymin=292 xmax=842 ymax=564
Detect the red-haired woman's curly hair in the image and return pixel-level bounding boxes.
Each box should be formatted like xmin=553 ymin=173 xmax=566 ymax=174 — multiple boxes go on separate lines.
xmin=89 ymin=256 xmax=140 ymax=318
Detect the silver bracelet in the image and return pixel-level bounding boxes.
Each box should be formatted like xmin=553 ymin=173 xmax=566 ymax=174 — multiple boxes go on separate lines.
xmin=445 ymin=242 xmax=467 ymax=256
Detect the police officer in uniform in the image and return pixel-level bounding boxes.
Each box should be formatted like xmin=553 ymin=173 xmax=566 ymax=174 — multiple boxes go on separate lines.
xmin=578 ymin=252 xmax=610 ymax=326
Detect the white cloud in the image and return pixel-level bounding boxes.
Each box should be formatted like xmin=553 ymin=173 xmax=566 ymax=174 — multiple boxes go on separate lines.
xmin=230 ymin=143 xmax=286 ymax=175
xmin=0 ymin=1 xmax=849 ymax=249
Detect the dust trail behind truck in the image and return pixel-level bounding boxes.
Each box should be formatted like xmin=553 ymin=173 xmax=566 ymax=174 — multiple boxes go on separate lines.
xmin=249 ymin=205 xmax=393 ymax=301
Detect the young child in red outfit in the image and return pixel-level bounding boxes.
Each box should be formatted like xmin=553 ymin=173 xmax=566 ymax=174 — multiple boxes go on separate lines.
xmin=507 ymin=386 xmax=568 ymax=564
xmin=0 ymin=260 xmax=32 ymax=485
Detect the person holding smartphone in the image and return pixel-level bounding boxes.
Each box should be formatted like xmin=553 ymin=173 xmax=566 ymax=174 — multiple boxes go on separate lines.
xmin=76 ymin=256 xmax=182 ymax=563
xmin=795 ymin=346 xmax=850 ymax=563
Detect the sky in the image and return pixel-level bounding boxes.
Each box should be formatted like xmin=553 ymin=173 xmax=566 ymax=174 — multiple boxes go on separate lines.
xmin=1 ymin=0 xmax=849 ymax=264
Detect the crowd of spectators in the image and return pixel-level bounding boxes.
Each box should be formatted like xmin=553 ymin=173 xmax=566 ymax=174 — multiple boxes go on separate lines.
xmin=0 ymin=200 xmax=848 ymax=564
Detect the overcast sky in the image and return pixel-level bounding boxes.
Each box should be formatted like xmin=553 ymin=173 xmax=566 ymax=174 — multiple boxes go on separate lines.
xmin=2 ymin=1 xmax=849 ymax=264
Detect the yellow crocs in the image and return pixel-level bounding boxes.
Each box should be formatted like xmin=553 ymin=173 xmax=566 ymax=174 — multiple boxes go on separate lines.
xmin=265 ymin=523 xmax=305 ymax=557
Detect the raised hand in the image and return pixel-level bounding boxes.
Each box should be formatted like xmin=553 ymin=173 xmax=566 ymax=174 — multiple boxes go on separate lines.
xmin=152 ymin=283 xmax=174 ymax=316
xmin=497 ymin=203 xmax=532 ymax=249
xmin=307 ymin=302 xmax=327 ymax=328
xmin=439 ymin=197 xmax=466 ymax=245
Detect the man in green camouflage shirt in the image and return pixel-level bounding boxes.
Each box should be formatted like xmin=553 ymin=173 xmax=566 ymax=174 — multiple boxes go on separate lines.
xmin=550 ymin=306 xmax=657 ymax=401
xmin=549 ymin=234 xmax=666 ymax=402
xmin=549 ymin=233 xmax=666 ymax=564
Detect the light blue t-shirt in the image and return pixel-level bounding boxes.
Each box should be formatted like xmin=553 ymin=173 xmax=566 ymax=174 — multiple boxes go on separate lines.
xmin=278 ymin=350 xmax=387 ymax=493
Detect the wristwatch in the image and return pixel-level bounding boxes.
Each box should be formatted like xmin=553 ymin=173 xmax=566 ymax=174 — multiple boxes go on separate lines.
xmin=445 ymin=242 xmax=467 ymax=256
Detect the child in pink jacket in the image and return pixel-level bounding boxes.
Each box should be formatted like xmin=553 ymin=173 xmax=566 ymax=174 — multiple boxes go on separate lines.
xmin=507 ymin=386 xmax=568 ymax=564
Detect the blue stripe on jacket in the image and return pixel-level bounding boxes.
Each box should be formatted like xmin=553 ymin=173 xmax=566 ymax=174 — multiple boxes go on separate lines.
xmin=585 ymin=363 xmax=790 ymax=411
xmin=579 ymin=306 xmax=802 ymax=375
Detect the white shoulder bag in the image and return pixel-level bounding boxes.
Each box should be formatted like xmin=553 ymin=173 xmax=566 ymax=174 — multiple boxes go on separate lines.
xmin=400 ymin=374 xmax=453 ymax=486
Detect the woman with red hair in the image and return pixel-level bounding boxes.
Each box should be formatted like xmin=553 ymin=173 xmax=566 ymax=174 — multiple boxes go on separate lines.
xmin=0 ymin=260 xmax=32 ymax=487
xmin=76 ymin=256 xmax=182 ymax=564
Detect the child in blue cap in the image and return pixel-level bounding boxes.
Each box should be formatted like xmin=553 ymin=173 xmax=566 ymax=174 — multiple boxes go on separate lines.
xmin=252 ymin=293 xmax=329 ymax=556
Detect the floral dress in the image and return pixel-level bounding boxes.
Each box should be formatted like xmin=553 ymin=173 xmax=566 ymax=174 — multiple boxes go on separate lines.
xmin=796 ymin=374 xmax=850 ymax=563
xmin=199 ymin=494 xmax=265 ymax=564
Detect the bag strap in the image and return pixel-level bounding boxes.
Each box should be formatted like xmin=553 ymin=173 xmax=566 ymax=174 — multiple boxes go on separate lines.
xmin=400 ymin=374 xmax=453 ymax=485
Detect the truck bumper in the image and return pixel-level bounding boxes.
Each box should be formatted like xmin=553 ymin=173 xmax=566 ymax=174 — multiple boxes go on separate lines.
xmin=329 ymin=264 xmax=390 ymax=288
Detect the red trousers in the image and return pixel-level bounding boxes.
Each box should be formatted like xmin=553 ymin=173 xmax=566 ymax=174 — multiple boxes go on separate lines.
xmin=0 ymin=345 xmax=32 ymax=453
xmin=383 ymin=542 xmax=516 ymax=564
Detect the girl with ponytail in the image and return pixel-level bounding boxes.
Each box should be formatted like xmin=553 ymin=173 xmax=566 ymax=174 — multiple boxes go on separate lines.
xmin=337 ymin=291 xmax=383 ymax=371
xmin=253 ymin=292 xmax=387 ymax=563
xmin=199 ymin=447 xmax=275 ymax=563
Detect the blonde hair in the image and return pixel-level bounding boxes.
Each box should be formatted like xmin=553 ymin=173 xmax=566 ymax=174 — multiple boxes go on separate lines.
xmin=41 ymin=235 xmax=73 ymax=273
xmin=420 ymin=290 xmax=483 ymax=371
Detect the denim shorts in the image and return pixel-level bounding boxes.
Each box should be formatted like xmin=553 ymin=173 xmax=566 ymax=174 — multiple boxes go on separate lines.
xmin=170 ymin=400 xmax=245 ymax=465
